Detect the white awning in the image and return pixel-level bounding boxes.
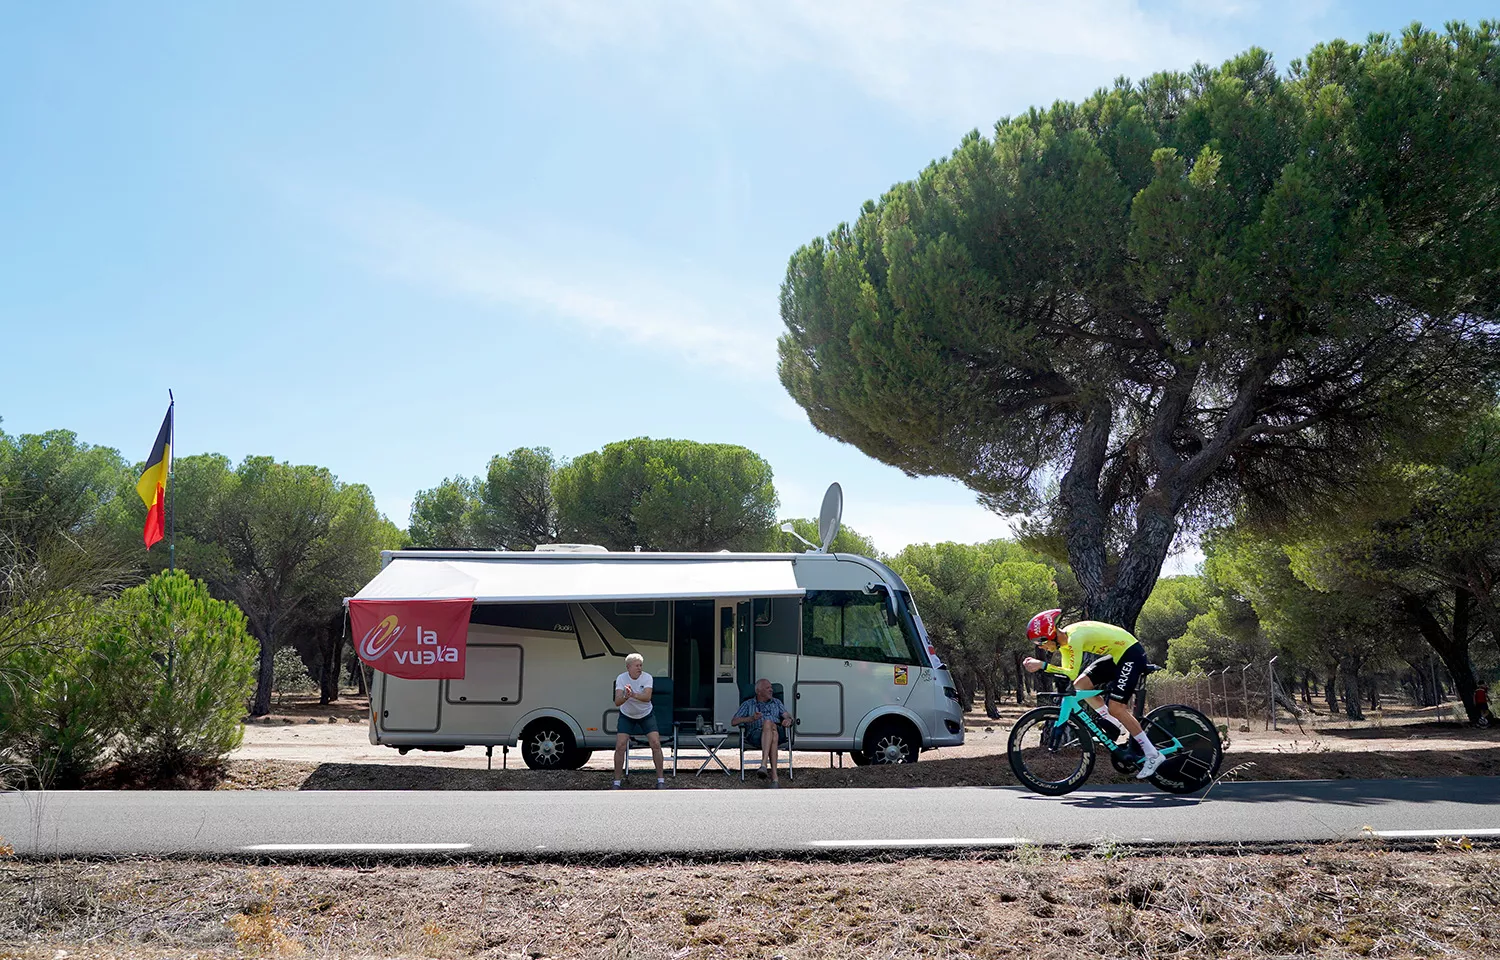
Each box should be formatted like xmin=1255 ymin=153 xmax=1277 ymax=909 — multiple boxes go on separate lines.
xmin=352 ymin=556 xmax=805 ymax=604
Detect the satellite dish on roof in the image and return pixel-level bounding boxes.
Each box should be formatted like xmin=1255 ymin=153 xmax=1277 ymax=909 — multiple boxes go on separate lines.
xmin=817 ymin=483 xmax=843 ymax=553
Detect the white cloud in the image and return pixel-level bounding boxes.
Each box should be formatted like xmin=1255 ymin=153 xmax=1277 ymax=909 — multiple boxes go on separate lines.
xmin=470 ymin=0 xmax=1231 ymax=125
xmin=323 ymin=193 xmax=781 ymax=377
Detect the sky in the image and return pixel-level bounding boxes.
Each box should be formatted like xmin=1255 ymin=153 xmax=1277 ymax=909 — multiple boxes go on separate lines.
xmin=1 ymin=1 xmax=1491 ymax=565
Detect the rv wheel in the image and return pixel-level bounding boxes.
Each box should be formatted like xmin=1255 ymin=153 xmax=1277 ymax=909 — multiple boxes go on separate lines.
xmin=862 ymin=719 xmax=920 ymax=765
xmin=563 ymin=749 xmax=593 ymax=770
xmin=521 ymin=721 xmax=578 ymax=770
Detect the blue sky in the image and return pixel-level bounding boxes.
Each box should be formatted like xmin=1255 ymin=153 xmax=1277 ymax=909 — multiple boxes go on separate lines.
xmin=2 ymin=1 xmax=1490 ymax=560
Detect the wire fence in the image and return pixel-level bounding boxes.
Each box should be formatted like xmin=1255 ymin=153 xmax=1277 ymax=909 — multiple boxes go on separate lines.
xmin=1139 ymin=661 xmax=1461 ymax=730
xmin=1143 ymin=666 xmax=1284 ymax=731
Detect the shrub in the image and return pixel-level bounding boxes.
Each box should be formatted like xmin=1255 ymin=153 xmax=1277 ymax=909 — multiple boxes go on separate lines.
xmin=0 ymin=598 xmax=120 ymax=788
xmin=105 ymin=571 xmax=257 ymax=785
xmin=272 ymin=646 xmax=314 ymax=706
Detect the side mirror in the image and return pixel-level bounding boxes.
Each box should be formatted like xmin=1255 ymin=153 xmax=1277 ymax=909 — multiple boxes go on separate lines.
xmin=865 ymin=582 xmax=899 ymax=626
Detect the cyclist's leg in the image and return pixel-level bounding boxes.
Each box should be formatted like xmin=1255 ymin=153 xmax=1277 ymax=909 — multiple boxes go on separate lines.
xmin=1076 ymin=660 xmax=1116 ymax=715
xmin=1106 ymin=697 xmax=1145 ymax=737
xmin=1074 ymin=669 xmax=1124 ymax=736
xmin=1104 ymin=645 xmax=1148 ymax=737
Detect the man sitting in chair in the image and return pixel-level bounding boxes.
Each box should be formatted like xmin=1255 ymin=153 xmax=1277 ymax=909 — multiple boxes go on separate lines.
xmin=730 ymin=679 xmax=794 ymax=787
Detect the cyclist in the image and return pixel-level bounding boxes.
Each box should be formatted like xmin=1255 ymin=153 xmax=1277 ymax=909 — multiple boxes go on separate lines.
xmin=1021 ymin=609 xmax=1165 ymax=779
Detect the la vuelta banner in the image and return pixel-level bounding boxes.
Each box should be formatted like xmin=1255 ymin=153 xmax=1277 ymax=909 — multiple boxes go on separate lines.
xmin=350 ymin=598 xmax=474 ymax=680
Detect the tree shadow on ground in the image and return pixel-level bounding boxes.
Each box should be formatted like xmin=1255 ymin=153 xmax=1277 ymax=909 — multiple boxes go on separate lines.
xmin=290 ymin=747 xmax=1500 ymax=792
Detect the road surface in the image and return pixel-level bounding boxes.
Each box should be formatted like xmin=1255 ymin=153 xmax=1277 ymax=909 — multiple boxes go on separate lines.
xmin=2 ymin=778 xmax=1497 ymax=858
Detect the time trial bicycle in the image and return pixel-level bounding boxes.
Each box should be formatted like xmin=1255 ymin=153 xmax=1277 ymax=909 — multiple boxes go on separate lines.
xmin=1007 ymin=679 xmax=1223 ymax=796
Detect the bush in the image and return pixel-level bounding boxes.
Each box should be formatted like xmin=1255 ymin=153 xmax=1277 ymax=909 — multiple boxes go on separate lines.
xmin=105 ymin=571 xmax=258 ymax=785
xmin=272 ymin=646 xmax=314 ymax=706
xmin=0 ymin=597 xmax=120 ymax=788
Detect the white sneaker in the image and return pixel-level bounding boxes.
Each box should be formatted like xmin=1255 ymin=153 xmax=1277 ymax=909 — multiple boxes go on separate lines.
xmin=1135 ymin=752 xmax=1165 ymax=779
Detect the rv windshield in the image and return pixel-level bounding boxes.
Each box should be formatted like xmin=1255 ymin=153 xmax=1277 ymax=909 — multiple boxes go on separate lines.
xmin=803 ymin=589 xmax=928 ymax=666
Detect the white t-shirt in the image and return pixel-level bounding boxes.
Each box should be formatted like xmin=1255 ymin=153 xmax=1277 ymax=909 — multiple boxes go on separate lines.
xmin=615 ymin=671 xmax=655 ymax=719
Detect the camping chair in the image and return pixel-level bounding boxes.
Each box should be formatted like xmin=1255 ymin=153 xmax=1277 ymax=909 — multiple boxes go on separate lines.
xmin=738 ymin=682 xmax=795 ymax=782
xmin=620 ymin=676 xmax=675 ymax=777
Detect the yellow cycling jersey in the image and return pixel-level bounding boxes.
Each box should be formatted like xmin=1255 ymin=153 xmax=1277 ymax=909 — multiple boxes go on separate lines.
xmin=1042 ymin=621 xmax=1140 ymax=681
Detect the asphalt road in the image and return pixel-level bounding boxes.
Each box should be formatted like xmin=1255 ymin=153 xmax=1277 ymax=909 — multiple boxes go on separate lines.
xmin=3 ymin=778 xmax=1497 ymax=858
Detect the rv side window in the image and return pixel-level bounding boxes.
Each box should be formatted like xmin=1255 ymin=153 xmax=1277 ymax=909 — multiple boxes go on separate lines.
xmin=754 ymin=597 xmax=800 ymax=654
xmin=801 ymin=591 xmax=921 ymax=665
xmin=752 ymin=599 xmax=773 ymax=626
xmin=719 ymin=606 xmax=735 ymax=667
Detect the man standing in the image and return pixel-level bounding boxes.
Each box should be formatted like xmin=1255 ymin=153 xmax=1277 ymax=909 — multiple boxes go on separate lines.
xmin=613 ymin=653 xmax=666 ymax=789
xmin=731 ymin=679 xmax=794 ymax=787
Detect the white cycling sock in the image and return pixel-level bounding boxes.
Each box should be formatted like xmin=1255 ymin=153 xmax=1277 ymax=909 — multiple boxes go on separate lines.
xmin=1132 ymin=731 xmax=1160 ymax=757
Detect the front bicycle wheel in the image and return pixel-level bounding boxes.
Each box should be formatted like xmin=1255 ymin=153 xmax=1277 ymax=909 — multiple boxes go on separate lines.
xmin=1007 ymin=706 xmax=1096 ymax=796
xmin=1143 ymin=704 xmax=1223 ymax=794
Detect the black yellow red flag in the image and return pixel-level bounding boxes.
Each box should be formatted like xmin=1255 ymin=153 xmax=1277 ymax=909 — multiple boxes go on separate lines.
xmin=135 ymin=402 xmax=173 ymax=549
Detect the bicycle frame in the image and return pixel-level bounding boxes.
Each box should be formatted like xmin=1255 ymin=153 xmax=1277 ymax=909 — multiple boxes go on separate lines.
xmin=1050 ymin=690 xmax=1185 ymax=759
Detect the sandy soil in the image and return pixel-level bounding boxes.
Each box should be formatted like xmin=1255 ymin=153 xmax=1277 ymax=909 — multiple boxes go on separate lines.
xmin=218 ymin=694 xmax=1500 ymax=790
xmin=3 ymin=846 xmax=1497 ymax=958
xmin=237 ymin=695 xmax=1499 ymax=766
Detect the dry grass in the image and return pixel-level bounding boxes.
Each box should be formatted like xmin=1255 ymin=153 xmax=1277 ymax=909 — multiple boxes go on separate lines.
xmin=1 ymin=846 xmax=1497 ymax=958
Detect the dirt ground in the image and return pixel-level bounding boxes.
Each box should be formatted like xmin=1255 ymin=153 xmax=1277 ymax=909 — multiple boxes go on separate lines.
xmin=2 ymin=845 xmax=1497 ymax=958
xmin=221 ymin=694 xmax=1500 ymax=791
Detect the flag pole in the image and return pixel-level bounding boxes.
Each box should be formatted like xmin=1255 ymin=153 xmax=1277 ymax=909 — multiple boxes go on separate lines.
xmin=166 ymin=390 xmax=177 ymax=692
xmin=168 ymin=389 xmax=175 ymax=573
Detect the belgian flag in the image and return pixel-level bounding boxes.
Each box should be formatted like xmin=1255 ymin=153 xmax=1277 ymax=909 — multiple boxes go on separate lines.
xmin=135 ymin=401 xmax=173 ymax=549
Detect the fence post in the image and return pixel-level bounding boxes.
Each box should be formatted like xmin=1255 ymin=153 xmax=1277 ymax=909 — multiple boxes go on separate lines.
xmin=1219 ymin=666 xmax=1233 ymax=724
xmin=1241 ymin=663 xmax=1252 ymax=730
xmin=1268 ymin=656 xmax=1280 ymax=731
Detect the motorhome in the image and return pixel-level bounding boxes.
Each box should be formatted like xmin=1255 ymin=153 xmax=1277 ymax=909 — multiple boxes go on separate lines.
xmin=356 ymin=544 xmax=966 ymax=768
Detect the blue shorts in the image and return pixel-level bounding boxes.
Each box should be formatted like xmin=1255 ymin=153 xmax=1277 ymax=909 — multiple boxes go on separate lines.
xmin=617 ymin=712 xmax=659 ymax=737
xmin=743 ymin=721 xmax=784 ymax=747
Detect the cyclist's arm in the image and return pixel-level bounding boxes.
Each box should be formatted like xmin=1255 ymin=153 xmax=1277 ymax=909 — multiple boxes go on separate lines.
xmin=1042 ymin=633 xmax=1081 ymax=680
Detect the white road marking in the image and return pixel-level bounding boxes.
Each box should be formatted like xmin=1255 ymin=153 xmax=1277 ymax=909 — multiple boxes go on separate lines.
xmin=240 ymin=843 xmax=473 ymax=852
xmin=1368 ymin=828 xmax=1500 ymax=839
xmin=807 ymin=837 xmax=1031 ymax=849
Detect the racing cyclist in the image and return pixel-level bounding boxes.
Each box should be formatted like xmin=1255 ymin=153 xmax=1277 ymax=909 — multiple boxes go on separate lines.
xmin=1021 ymin=609 xmax=1165 ymax=779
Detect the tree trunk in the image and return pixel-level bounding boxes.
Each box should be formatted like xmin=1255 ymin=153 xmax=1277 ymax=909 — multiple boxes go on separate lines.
xmin=982 ymin=668 xmax=1000 ymax=720
xmin=1406 ymin=591 xmax=1485 ymax=723
xmin=1301 ymin=675 xmax=1312 ymax=705
xmin=1324 ymin=662 xmax=1339 ymax=714
xmin=1368 ymin=680 xmax=1379 ymax=712
xmin=316 ymin=611 xmax=345 ymax=705
xmin=949 ymin=666 xmax=975 ymax=713
xmin=251 ymin=629 xmax=276 ymax=717
xmin=1014 ymin=651 xmax=1027 ymax=704
xmin=352 ymin=656 xmax=368 ymax=695
xmin=1342 ymin=658 xmax=1364 ymax=721
xmin=319 ymin=614 xmax=345 ymax=705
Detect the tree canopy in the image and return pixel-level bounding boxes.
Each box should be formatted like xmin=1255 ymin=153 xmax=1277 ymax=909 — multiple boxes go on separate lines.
xmin=131 ymin=454 xmax=402 ymax=715
xmin=408 ymin=447 xmax=560 ymax=550
xmin=778 ymin=25 xmax=1500 ymax=629
xmin=553 ymin=438 xmax=779 ymax=551
xmin=888 ymin=540 xmax=1057 ymax=715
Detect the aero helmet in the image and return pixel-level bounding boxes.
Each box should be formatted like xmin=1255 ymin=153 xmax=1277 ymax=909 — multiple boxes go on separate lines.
xmin=1026 ymin=609 xmax=1062 ymax=642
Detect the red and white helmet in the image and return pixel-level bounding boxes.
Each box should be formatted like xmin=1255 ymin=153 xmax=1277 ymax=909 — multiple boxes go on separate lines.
xmin=1026 ymin=609 xmax=1061 ymax=642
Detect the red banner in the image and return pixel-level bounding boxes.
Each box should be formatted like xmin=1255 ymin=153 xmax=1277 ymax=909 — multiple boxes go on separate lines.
xmin=351 ymin=598 xmax=473 ymax=680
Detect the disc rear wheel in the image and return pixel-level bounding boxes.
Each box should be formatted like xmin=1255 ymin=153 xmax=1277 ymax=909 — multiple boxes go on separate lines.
xmin=1007 ymin=706 xmax=1096 ymax=796
xmin=1143 ymin=705 xmax=1223 ymax=794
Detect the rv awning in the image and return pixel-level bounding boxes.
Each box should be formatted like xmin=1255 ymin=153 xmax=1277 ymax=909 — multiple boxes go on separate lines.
xmin=352 ymin=557 xmax=805 ymax=604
